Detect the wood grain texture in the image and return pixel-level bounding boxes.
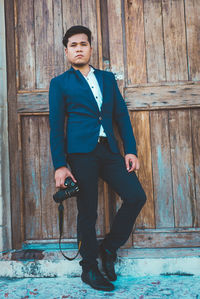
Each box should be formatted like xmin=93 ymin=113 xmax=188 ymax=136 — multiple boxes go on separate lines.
xmin=143 ymin=0 xmax=165 ymax=82
xmin=38 ymin=116 xmax=58 ymax=239
xmin=62 ymin=0 xmax=81 ymax=71
xmin=17 ymin=92 xmax=49 ymax=113
xmin=81 ymin=0 xmax=98 ymax=68
xmin=53 ymin=0 xmax=65 ymax=76
xmin=125 ymin=83 xmax=200 ymax=110
xmin=17 ymin=0 xmax=35 ymax=90
xmin=169 ymin=109 xmax=196 ymax=227
xmin=34 ymin=0 xmax=54 ymax=89
xmin=107 ymin=0 xmax=124 ymax=87
xmin=131 ymin=111 xmax=155 ymax=229
xmin=5 ymin=0 xmax=23 ymax=249
xmin=100 ymin=0 xmax=110 ymax=70
xmin=191 ymin=109 xmax=200 ymax=226
xmin=185 ymin=0 xmax=200 ymax=81
xmin=162 ymin=0 xmax=188 ymax=81
xmin=124 ymin=0 xmax=147 ymax=84
xmin=22 ymin=116 xmax=42 ymax=239
xmin=150 ymin=110 xmax=174 ymax=228
xmin=133 ymin=228 xmax=200 ymax=248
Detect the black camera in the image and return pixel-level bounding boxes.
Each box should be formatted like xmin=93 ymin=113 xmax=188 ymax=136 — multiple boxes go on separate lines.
xmin=53 ymin=177 xmax=80 ymax=203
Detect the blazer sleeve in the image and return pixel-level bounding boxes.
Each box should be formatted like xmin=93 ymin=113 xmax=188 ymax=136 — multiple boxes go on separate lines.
xmin=112 ymin=74 xmax=137 ymax=156
xmin=49 ymin=78 xmax=68 ymax=170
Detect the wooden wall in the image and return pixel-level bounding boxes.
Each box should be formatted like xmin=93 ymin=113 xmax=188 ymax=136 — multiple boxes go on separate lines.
xmin=5 ymin=0 xmax=200 ymax=249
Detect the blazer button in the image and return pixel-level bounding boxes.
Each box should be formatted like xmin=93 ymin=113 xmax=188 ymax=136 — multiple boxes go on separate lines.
xmin=99 ymin=116 xmax=102 ymax=121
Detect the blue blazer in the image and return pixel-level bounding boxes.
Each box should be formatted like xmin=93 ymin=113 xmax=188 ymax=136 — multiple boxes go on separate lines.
xmin=49 ymin=66 xmax=137 ymax=170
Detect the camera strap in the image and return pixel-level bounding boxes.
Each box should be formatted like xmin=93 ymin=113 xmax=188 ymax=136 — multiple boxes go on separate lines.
xmin=58 ymin=202 xmax=81 ymax=261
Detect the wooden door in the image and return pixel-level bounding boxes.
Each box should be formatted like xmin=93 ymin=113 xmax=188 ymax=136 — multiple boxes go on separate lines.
xmin=5 ymin=0 xmax=200 ymax=250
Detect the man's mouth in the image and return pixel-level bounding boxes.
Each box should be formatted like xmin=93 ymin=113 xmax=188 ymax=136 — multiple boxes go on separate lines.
xmin=76 ymin=55 xmax=83 ymax=58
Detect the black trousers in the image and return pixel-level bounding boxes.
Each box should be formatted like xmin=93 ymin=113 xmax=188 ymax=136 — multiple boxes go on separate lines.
xmin=67 ymin=141 xmax=146 ymax=269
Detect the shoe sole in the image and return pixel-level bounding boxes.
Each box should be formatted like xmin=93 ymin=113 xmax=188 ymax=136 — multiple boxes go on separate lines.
xmin=81 ymin=276 xmax=114 ymax=292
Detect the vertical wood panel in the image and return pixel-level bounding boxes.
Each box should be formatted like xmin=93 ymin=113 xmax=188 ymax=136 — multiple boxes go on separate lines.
xmin=81 ymin=0 xmax=98 ymax=68
xmin=144 ymin=0 xmax=166 ymax=83
xmin=107 ymin=0 xmax=124 ymax=89
xmin=39 ymin=116 xmax=57 ymax=239
xmin=17 ymin=0 xmax=35 ymax=90
xmin=96 ymin=179 xmax=106 ymax=237
xmin=5 ymin=0 xmax=23 ymax=249
xmin=34 ymin=0 xmax=54 ymax=89
xmin=169 ymin=109 xmax=196 ymax=227
xmin=150 ymin=110 xmax=174 ymax=228
xmin=131 ymin=111 xmax=155 ymax=228
xmin=191 ymin=109 xmax=200 ymax=226
xmin=100 ymin=0 xmax=110 ymax=70
xmin=62 ymin=0 xmax=81 ymax=71
xmin=162 ymin=0 xmax=188 ymax=81
xmin=185 ymin=0 xmax=200 ymax=81
xmin=53 ymin=0 xmax=65 ymax=76
xmin=22 ymin=116 xmax=42 ymax=239
xmin=124 ymin=0 xmax=147 ymax=84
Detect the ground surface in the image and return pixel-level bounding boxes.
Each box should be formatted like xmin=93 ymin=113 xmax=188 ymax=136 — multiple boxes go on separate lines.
xmin=0 ymin=275 xmax=200 ymax=299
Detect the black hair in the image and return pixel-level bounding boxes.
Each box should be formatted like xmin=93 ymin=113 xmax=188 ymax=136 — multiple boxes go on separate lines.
xmin=62 ymin=25 xmax=92 ymax=47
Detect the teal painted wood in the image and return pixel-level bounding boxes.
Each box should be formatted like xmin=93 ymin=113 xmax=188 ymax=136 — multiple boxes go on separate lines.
xmin=150 ymin=110 xmax=174 ymax=228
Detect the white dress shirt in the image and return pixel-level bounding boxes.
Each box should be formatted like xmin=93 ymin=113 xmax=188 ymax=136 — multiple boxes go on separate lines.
xmin=83 ymin=67 xmax=107 ymax=137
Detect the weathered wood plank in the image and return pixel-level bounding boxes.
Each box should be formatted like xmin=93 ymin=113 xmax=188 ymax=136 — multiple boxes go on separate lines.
xmin=17 ymin=92 xmax=49 ymax=113
xmin=39 ymin=116 xmax=58 ymax=239
xmin=81 ymin=0 xmax=98 ymax=68
xmin=133 ymin=229 xmax=200 ymax=248
xmin=62 ymin=0 xmax=81 ymax=71
xmin=99 ymin=0 xmax=110 ymax=70
xmin=22 ymin=116 xmax=42 ymax=239
xmin=124 ymin=0 xmax=147 ymax=84
xmin=107 ymin=0 xmax=124 ymax=89
xmin=5 ymin=0 xmax=23 ymax=249
xmin=191 ymin=109 xmax=200 ymax=227
xmin=130 ymin=111 xmax=155 ymax=228
xmin=125 ymin=83 xmax=200 ymax=110
xmin=169 ymin=109 xmax=196 ymax=227
xmin=143 ymin=0 xmax=165 ymax=82
xmin=185 ymin=0 xmax=200 ymax=81
xmin=162 ymin=0 xmax=188 ymax=81
xmin=17 ymin=0 xmax=35 ymax=90
xmin=53 ymin=0 xmax=64 ymax=77
xmin=34 ymin=0 xmax=54 ymax=89
xmin=150 ymin=110 xmax=174 ymax=228
xmin=96 ymin=0 xmax=103 ymax=70
xmin=96 ymin=179 xmax=106 ymax=237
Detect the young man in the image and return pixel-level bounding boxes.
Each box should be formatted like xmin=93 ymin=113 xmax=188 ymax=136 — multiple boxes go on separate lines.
xmin=49 ymin=25 xmax=146 ymax=291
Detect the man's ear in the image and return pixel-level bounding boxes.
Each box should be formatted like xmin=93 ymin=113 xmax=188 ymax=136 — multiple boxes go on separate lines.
xmin=64 ymin=48 xmax=68 ymax=57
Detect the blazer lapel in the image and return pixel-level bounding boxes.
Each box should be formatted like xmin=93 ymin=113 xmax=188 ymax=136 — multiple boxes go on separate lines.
xmin=94 ymin=69 xmax=103 ymax=97
xmin=73 ymin=68 xmax=100 ymax=113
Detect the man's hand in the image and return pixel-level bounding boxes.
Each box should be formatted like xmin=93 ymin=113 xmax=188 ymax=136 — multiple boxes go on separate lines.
xmin=125 ymin=154 xmax=140 ymax=173
xmin=55 ymin=166 xmax=77 ymax=188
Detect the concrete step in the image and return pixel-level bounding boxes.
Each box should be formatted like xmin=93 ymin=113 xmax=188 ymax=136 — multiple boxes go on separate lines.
xmin=0 ymin=247 xmax=200 ymax=278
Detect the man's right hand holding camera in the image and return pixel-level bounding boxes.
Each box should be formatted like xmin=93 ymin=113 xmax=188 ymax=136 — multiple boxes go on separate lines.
xmin=55 ymin=166 xmax=77 ymax=188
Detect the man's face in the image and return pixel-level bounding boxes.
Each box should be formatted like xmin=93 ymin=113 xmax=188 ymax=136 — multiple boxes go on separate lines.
xmin=65 ymin=33 xmax=92 ymax=67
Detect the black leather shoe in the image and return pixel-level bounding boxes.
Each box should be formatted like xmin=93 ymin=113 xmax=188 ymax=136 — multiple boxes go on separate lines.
xmin=99 ymin=243 xmax=117 ymax=281
xmin=81 ymin=266 xmax=114 ymax=291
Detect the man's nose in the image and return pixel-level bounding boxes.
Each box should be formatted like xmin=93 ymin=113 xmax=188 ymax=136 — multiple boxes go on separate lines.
xmin=76 ymin=45 xmax=82 ymax=51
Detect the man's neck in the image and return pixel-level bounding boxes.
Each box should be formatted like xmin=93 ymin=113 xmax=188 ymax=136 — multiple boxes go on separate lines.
xmin=72 ymin=64 xmax=91 ymax=77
